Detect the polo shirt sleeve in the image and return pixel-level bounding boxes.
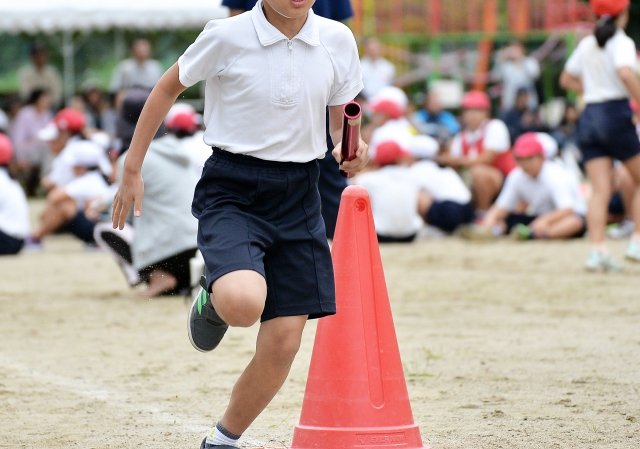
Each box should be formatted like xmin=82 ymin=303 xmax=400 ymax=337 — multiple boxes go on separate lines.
xmin=178 ymin=21 xmax=225 ymax=87
xmin=613 ymin=35 xmax=638 ymax=70
xmin=483 ymin=119 xmax=511 ymax=153
xmin=327 ymin=26 xmax=364 ymax=106
xmin=495 ymin=170 xmax=521 ymax=211
xmin=564 ymin=39 xmax=585 ymax=76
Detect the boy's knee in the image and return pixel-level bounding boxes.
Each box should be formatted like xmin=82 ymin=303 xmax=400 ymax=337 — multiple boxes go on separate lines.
xmin=212 ymin=275 xmax=266 ymax=327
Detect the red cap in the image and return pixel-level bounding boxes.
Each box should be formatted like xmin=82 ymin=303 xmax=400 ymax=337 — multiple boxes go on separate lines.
xmin=461 ymin=91 xmax=491 ymax=110
xmin=369 ymin=99 xmax=405 ymax=119
xmin=0 ymin=133 xmax=13 ymax=165
xmin=513 ymin=132 xmax=545 ymax=158
xmin=590 ymin=0 xmax=629 ymax=16
xmin=54 ymin=108 xmax=86 ymax=133
xmin=38 ymin=108 xmax=86 ymax=141
xmin=374 ymin=140 xmax=412 ymax=166
xmin=631 ymin=99 xmax=639 ymax=113
xmin=166 ymin=111 xmax=198 ymax=133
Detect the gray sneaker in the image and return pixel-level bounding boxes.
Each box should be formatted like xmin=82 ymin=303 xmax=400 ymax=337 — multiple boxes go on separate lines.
xmin=188 ymin=277 xmax=228 ymax=352
xmin=200 ymin=437 xmax=236 ymax=449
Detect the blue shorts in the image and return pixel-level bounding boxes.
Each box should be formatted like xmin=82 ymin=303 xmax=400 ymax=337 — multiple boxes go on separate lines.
xmin=578 ymin=99 xmax=640 ymax=163
xmin=426 ymin=201 xmax=475 ymax=233
xmin=192 ymin=148 xmax=336 ymax=322
xmin=0 ymin=230 xmax=24 ymax=255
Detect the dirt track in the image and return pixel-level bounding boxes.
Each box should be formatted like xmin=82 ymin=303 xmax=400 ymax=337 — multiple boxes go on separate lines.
xmin=1 ymin=232 xmax=639 ymax=449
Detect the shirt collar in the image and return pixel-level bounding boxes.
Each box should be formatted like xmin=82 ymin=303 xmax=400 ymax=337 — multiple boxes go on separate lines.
xmin=251 ymin=0 xmax=320 ymax=47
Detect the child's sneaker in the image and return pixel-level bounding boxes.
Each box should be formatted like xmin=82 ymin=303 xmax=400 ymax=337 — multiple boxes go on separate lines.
xmin=188 ymin=276 xmax=228 ymax=352
xmin=200 ymin=438 xmax=236 ymax=449
xmin=584 ymin=250 xmax=624 ymax=272
xmin=607 ymin=219 xmax=635 ymax=239
xmin=23 ymin=236 xmax=43 ymax=251
xmin=510 ymin=223 xmax=533 ymax=241
xmin=625 ymin=241 xmax=640 ymax=262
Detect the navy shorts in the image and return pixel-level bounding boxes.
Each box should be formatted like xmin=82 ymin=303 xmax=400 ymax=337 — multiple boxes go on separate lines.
xmin=0 ymin=230 xmax=24 ymax=255
xmin=426 ymin=201 xmax=475 ymax=233
xmin=139 ymin=248 xmax=198 ymax=296
xmin=192 ymin=148 xmax=336 ymax=322
xmin=578 ymin=99 xmax=640 ymax=163
xmin=61 ymin=211 xmax=96 ymax=244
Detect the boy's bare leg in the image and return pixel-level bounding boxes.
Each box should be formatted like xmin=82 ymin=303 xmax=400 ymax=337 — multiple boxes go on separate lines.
xmin=138 ymin=269 xmax=177 ymax=298
xmin=219 ymin=315 xmax=307 ymax=436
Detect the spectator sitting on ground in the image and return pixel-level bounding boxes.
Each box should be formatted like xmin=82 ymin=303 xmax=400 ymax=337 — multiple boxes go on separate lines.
xmin=93 ymin=89 xmax=199 ymax=298
xmin=500 ymin=87 xmax=547 ymax=143
xmin=411 ymin=89 xmax=461 ymax=144
xmin=81 ymin=81 xmax=118 ymax=139
xmin=38 ymin=108 xmax=112 ymax=192
xmin=363 ymin=86 xmax=415 ymax=146
xmin=354 ymin=132 xmax=473 ymax=240
xmin=9 ymin=88 xmax=54 ymax=196
xmin=109 ymin=38 xmax=163 ymax=94
xmin=28 ymin=141 xmax=110 ymax=248
xmin=438 ymin=90 xmax=516 ymax=212
xmin=0 ymin=134 xmax=30 ymax=255
xmin=18 ymin=42 xmax=63 ymax=107
xmin=551 ymin=100 xmax=581 ymax=153
xmin=465 ymin=132 xmax=587 ymax=240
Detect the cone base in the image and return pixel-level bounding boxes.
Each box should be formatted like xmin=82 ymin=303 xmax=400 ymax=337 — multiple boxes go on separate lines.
xmin=291 ymin=423 xmax=430 ymax=449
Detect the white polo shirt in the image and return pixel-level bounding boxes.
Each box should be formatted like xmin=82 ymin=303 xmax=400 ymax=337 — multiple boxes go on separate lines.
xmin=64 ymin=171 xmax=110 ymax=210
xmin=0 ymin=168 xmax=30 ymax=239
xmin=178 ymin=1 xmax=363 ymax=162
xmin=449 ymin=119 xmax=511 ymax=158
xmin=496 ymin=161 xmax=586 ymax=216
xmin=564 ymin=30 xmax=637 ymax=104
xmin=409 ymin=160 xmax=472 ymax=204
xmin=352 ymin=166 xmax=423 ymax=238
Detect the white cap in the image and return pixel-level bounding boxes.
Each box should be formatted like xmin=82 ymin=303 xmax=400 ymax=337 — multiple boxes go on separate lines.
xmin=536 ymin=132 xmax=559 ymax=159
xmin=64 ymin=140 xmax=112 ymax=177
xmin=408 ymin=135 xmax=439 ymax=160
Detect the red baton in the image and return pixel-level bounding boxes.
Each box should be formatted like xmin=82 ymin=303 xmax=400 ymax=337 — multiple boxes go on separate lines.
xmin=340 ymin=101 xmax=362 ymax=178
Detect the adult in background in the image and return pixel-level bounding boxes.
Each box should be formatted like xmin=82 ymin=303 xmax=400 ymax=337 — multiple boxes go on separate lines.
xmin=359 ymin=36 xmax=396 ymax=101
xmin=493 ymin=40 xmax=540 ymax=112
xmin=109 ymin=39 xmax=163 ymax=94
xmin=560 ymin=0 xmax=640 ymax=271
xmin=18 ymin=43 xmax=63 ymax=107
xmin=0 ymin=135 xmax=30 ymax=255
xmin=221 ymin=0 xmax=353 ymax=239
xmin=9 ymin=88 xmax=54 ymax=196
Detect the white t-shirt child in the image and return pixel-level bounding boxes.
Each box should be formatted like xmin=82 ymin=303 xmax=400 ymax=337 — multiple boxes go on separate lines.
xmin=496 ymin=161 xmax=586 ymax=216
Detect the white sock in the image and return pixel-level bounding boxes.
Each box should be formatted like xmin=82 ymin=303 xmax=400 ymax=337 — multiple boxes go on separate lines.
xmin=205 ymin=422 xmax=241 ymax=447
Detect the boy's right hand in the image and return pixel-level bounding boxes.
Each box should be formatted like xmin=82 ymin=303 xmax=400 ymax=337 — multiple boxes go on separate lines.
xmin=112 ymin=170 xmax=144 ymax=230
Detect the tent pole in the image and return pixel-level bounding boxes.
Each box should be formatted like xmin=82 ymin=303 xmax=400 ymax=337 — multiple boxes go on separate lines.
xmin=62 ymin=30 xmax=75 ymax=106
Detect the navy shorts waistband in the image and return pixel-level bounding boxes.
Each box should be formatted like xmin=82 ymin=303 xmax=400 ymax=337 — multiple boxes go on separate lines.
xmin=211 ymin=147 xmax=316 ymax=169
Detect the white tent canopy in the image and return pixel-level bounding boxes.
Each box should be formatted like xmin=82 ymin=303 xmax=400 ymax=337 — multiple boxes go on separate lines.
xmin=0 ymin=0 xmax=228 ymax=34
xmin=0 ymin=0 xmax=229 ymax=102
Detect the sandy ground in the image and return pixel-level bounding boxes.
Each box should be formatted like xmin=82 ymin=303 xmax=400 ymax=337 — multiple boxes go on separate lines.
xmin=1 ymin=224 xmax=640 ymax=448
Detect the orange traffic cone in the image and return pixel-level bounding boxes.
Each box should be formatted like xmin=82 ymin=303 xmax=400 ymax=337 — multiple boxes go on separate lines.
xmin=290 ymin=185 xmax=430 ymax=449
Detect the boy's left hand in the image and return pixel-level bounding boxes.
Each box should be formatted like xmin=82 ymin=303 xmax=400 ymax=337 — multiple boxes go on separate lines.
xmin=332 ymin=138 xmax=369 ymax=175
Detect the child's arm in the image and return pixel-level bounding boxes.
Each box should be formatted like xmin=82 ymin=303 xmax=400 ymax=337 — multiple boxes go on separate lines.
xmin=111 ymin=63 xmax=187 ymax=229
xmin=328 ymin=104 xmax=368 ymax=175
